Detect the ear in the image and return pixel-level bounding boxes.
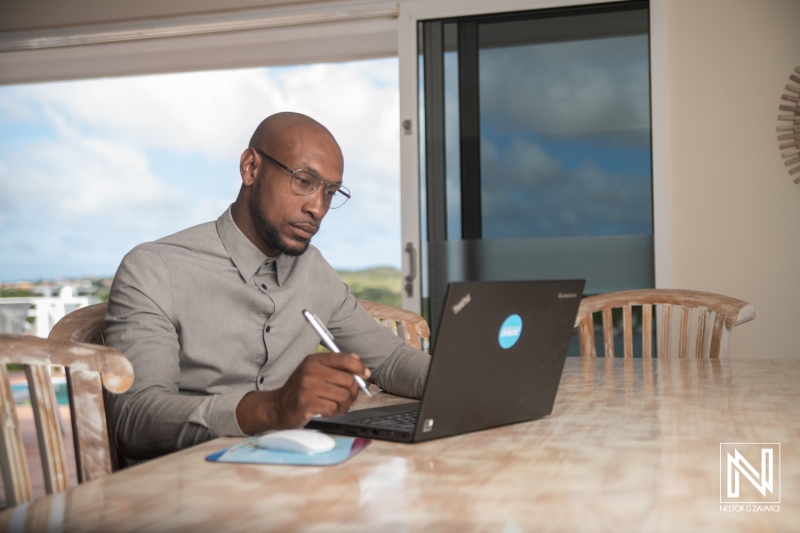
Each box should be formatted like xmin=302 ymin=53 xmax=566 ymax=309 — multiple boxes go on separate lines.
xmin=240 ymin=147 xmax=259 ymax=187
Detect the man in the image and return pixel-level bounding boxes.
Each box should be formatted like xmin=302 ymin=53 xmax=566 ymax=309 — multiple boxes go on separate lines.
xmin=105 ymin=112 xmax=430 ymax=461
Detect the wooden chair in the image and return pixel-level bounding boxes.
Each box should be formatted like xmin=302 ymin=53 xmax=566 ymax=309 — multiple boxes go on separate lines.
xmin=50 ymin=300 xmax=431 ymax=351
xmin=574 ymin=289 xmax=755 ymax=358
xmin=358 ymin=300 xmax=430 ymax=350
xmin=0 ymin=334 xmax=133 ymax=507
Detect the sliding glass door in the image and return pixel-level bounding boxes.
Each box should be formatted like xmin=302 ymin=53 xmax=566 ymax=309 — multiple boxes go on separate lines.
xmin=415 ymin=1 xmax=654 ymax=349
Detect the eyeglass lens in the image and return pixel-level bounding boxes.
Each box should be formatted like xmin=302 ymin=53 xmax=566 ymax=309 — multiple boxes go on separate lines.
xmin=290 ymin=172 xmax=349 ymax=209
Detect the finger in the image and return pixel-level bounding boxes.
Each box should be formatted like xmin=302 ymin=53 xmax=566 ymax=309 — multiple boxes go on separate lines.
xmin=315 ymin=352 xmax=371 ymax=378
xmin=305 ymin=352 xmax=371 ymax=382
xmin=320 ymin=371 xmax=359 ymax=409
xmin=295 ymin=368 xmax=357 ymax=411
xmin=306 ymin=397 xmax=343 ymax=419
xmin=315 ymin=382 xmax=356 ymax=416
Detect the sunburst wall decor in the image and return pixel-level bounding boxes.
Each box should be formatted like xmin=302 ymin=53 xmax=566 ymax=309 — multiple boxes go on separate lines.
xmin=778 ymin=66 xmax=800 ymax=184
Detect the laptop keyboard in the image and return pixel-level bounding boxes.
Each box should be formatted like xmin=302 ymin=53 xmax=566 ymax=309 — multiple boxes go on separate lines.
xmin=357 ymin=410 xmax=419 ymax=431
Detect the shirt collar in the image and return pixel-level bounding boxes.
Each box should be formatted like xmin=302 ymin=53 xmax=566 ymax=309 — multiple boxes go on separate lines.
xmin=216 ymin=205 xmax=293 ymax=286
xmin=217 ymin=205 xmax=269 ymax=283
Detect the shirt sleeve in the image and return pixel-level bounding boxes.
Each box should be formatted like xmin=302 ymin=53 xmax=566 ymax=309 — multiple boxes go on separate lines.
xmin=324 ymin=267 xmax=431 ymax=399
xmin=105 ymin=249 xmax=248 ymax=461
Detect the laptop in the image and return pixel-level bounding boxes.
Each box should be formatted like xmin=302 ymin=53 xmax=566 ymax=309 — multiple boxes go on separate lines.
xmin=305 ymin=279 xmax=585 ymax=442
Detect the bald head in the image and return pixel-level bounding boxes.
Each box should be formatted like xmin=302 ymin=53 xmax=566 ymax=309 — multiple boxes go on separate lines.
xmin=249 ymin=112 xmax=342 ymax=166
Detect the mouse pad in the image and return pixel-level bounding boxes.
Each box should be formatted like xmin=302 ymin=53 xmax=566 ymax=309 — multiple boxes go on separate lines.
xmin=206 ymin=435 xmax=371 ymax=466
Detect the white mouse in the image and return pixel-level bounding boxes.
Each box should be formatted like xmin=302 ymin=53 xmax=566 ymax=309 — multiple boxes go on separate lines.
xmin=256 ymin=429 xmax=336 ymax=454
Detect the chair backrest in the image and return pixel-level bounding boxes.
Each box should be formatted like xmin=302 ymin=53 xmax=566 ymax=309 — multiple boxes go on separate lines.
xmin=50 ymin=301 xmax=431 ymax=351
xmin=358 ymin=300 xmax=430 ymax=350
xmin=574 ymin=289 xmax=755 ymax=358
xmin=0 ymin=334 xmax=133 ymax=507
xmin=48 ymin=302 xmax=107 ymax=345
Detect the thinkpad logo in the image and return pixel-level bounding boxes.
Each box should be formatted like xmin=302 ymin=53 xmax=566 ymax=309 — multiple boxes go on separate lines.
xmin=558 ymin=293 xmax=577 ymax=299
xmin=452 ymin=293 xmax=471 ymax=314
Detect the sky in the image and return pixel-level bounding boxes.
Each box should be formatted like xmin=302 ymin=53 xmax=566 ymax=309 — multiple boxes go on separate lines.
xmin=477 ymin=35 xmax=652 ymax=239
xmin=0 ymin=58 xmax=401 ymax=282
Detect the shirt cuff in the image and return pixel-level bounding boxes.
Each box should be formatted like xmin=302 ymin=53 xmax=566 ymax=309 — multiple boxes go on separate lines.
xmin=201 ymin=389 xmax=251 ymax=438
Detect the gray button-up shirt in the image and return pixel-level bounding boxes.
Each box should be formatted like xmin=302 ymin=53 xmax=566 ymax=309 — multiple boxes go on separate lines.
xmin=105 ymin=206 xmax=430 ymax=460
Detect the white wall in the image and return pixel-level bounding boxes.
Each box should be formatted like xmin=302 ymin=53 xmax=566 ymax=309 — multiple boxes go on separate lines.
xmin=666 ymin=0 xmax=800 ymax=359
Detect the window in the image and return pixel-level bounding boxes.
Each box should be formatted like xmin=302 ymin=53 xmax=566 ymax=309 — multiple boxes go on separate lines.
xmin=418 ymin=1 xmax=654 ymax=352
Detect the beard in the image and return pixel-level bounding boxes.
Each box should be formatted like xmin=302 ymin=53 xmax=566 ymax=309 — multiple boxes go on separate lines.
xmin=249 ymin=178 xmax=311 ymax=257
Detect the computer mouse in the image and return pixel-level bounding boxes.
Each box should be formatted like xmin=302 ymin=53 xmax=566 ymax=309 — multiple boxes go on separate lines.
xmin=256 ymin=429 xmax=336 ymax=455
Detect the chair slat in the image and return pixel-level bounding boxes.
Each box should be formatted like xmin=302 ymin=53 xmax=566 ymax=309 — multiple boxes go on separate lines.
xmin=602 ymin=309 xmax=614 ymax=358
xmin=678 ymin=306 xmax=690 ymax=359
xmin=695 ymin=308 xmax=709 ymax=358
xmin=574 ymin=290 xmax=754 ymax=359
xmin=395 ymin=322 xmax=407 ymax=345
xmin=709 ymin=313 xmax=727 ymax=358
xmin=25 ymin=364 xmax=70 ymax=494
xmin=0 ymin=364 xmax=33 ymax=506
xmin=660 ymin=305 xmax=672 ymax=358
xmin=68 ymin=369 xmax=113 ymax=482
xmin=642 ymin=304 xmax=653 ymax=358
xmin=579 ymin=315 xmax=596 ymax=357
xmin=622 ymin=305 xmax=633 ymax=358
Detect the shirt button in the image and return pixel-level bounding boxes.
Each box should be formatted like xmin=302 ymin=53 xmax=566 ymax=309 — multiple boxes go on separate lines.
xmin=259 ymin=376 xmax=264 ymax=384
xmin=261 ymin=284 xmax=267 ymax=289
xmin=265 ymin=325 xmax=271 ymax=333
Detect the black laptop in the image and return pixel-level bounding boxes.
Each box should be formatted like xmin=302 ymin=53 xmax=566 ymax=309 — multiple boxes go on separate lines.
xmin=306 ymin=279 xmax=585 ymax=442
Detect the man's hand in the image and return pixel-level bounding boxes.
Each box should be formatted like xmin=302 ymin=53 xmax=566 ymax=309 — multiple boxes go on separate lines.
xmin=235 ymin=352 xmax=370 ymax=434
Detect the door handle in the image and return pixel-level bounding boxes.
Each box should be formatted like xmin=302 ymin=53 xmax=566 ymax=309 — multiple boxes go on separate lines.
xmin=404 ymin=242 xmax=417 ymax=297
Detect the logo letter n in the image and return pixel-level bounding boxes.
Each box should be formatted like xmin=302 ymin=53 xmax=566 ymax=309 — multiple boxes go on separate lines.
xmin=727 ymin=449 xmax=773 ymax=498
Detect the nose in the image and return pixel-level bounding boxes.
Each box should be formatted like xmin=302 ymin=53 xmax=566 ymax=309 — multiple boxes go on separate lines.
xmin=301 ymin=186 xmax=329 ymax=220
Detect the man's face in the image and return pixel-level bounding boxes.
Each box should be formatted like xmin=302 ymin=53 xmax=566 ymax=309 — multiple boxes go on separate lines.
xmin=248 ymin=133 xmax=343 ymax=257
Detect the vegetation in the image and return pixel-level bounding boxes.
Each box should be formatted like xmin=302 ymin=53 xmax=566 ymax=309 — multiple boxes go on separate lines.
xmin=337 ymin=267 xmax=402 ymax=308
xmin=0 ymin=288 xmax=36 ymax=298
xmin=1 ymin=268 xmax=399 ymax=306
xmin=88 ymin=278 xmax=112 ymax=302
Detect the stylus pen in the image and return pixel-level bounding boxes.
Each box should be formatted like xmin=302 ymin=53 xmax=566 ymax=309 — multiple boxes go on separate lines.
xmin=302 ymin=309 xmax=373 ymax=398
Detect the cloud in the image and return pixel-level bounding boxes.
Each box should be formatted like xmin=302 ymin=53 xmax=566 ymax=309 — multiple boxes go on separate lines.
xmin=0 ymin=58 xmax=402 ymax=280
xmin=480 ymin=35 xmax=650 ymax=146
xmin=0 ymin=119 xmax=193 ymax=279
xmin=3 ymin=117 xmax=182 ymax=222
xmin=9 ymin=60 xmax=400 ymax=167
xmin=468 ymin=34 xmax=652 ymax=239
xmin=480 ymin=136 xmax=652 ymax=239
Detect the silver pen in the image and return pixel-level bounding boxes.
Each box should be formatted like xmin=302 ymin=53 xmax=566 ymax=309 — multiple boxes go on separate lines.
xmin=302 ymin=309 xmax=372 ymax=398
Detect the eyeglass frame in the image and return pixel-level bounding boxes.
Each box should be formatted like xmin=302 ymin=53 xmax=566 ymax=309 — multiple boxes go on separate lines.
xmin=253 ymin=148 xmax=351 ymax=209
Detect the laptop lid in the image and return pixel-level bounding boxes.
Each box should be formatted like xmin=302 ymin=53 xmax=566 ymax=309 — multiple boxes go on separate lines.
xmin=411 ymin=279 xmax=584 ymax=442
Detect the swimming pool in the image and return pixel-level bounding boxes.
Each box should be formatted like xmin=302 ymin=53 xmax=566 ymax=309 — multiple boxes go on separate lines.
xmin=11 ymin=377 xmax=69 ymax=405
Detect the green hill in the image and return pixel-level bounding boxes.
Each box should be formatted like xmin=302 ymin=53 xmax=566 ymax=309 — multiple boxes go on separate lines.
xmin=336 ymin=267 xmax=402 ymax=307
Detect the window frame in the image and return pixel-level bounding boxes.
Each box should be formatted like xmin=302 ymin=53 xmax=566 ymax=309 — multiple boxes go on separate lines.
xmin=399 ymin=0 xmax=669 ymax=313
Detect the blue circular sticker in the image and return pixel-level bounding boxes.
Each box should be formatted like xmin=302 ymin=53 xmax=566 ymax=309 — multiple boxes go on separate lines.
xmin=498 ymin=314 xmax=523 ymax=349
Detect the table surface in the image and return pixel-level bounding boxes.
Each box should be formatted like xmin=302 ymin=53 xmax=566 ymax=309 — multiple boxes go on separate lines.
xmin=2 ymin=357 xmax=798 ymax=532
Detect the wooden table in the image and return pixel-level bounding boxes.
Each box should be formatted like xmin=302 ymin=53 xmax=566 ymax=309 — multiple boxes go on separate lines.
xmin=2 ymin=358 xmax=798 ymax=532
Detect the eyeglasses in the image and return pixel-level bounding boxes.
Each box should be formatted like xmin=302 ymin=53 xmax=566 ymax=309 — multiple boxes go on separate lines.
xmin=254 ymin=149 xmax=351 ymax=209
